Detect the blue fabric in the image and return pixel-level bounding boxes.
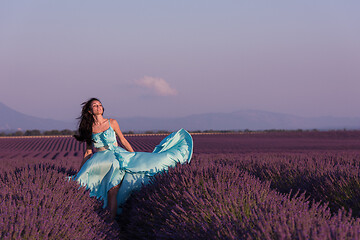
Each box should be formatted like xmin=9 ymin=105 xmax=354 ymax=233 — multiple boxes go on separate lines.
xmin=92 ymin=120 xmax=117 ymax=149
xmin=72 ymin=127 xmax=193 ymax=214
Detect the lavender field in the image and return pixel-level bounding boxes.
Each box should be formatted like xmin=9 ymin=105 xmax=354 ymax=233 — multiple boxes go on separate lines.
xmin=1 ymin=131 xmax=360 ymax=239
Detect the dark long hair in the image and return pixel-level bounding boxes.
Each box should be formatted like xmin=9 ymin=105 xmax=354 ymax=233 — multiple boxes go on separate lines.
xmin=73 ymin=98 xmax=104 ymax=145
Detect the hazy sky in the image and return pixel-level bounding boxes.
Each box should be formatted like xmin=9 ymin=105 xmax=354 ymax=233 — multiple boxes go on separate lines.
xmin=1 ymin=1 xmax=359 ymax=121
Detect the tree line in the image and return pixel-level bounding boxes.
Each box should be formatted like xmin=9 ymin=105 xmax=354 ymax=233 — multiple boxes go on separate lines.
xmin=0 ymin=129 xmax=77 ymax=137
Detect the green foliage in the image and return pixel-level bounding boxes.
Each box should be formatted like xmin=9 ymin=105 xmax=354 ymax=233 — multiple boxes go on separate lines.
xmin=123 ymin=130 xmax=134 ymax=135
xmin=13 ymin=131 xmax=24 ymax=136
xmin=43 ymin=130 xmax=60 ymax=135
xmin=156 ymin=130 xmax=170 ymax=134
xmin=25 ymin=130 xmax=41 ymax=136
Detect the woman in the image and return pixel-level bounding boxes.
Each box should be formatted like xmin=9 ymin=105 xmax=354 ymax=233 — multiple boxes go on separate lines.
xmin=72 ymin=98 xmax=193 ymax=220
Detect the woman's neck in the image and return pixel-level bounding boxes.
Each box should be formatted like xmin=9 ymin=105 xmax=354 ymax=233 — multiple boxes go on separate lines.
xmin=93 ymin=115 xmax=106 ymax=125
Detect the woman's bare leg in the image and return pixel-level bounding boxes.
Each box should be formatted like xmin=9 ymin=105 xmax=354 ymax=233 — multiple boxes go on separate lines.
xmin=107 ymin=184 xmax=120 ymax=220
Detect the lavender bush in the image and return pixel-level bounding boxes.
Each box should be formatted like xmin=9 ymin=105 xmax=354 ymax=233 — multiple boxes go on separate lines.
xmin=203 ymin=151 xmax=360 ymax=217
xmin=120 ymin=155 xmax=360 ymax=239
xmin=0 ymin=162 xmax=119 ymax=239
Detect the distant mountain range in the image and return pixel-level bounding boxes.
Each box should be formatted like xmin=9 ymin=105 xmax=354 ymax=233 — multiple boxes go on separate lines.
xmin=115 ymin=110 xmax=360 ymax=132
xmin=0 ymin=102 xmax=359 ymax=132
xmin=0 ymin=102 xmax=76 ymax=132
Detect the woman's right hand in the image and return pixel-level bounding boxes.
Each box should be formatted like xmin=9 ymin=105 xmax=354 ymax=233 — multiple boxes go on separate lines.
xmin=79 ymin=147 xmax=92 ymax=170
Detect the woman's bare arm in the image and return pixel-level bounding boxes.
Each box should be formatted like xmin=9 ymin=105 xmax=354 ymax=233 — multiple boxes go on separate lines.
xmin=110 ymin=118 xmax=134 ymax=152
xmin=79 ymin=143 xmax=92 ymax=170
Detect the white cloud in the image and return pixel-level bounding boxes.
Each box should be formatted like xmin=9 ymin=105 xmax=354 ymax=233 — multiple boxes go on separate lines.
xmin=135 ymin=76 xmax=178 ymax=96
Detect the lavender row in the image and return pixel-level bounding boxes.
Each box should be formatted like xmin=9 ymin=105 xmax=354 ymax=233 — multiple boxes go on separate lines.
xmin=120 ymin=155 xmax=360 ymax=239
xmin=192 ymin=131 xmax=360 ymax=154
xmin=0 ymin=135 xmax=161 ymax=153
xmin=0 ymin=153 xmax=81 ymax=172
xmin=1 ymin=153 xmax=360 ymax=239
xmin=196 ymin=151 xmax=360 ymax=218
xmin=1 ymin=131 xmax=359 ymax=238
xmin=0 ymin=162 xmax=119 ymax=239
xmin=1 ymin=130 xmax=359 ymax=154
xmin=0 ymin=137 xmax=85 ymax=152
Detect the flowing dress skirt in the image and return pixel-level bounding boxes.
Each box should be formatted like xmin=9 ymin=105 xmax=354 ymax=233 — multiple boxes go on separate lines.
xmin=72 ymin=128 xmax=193 ymax=214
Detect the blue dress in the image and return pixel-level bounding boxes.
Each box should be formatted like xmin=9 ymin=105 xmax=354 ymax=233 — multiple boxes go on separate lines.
xmin=72 ymin=121 xmax=193 ymax=214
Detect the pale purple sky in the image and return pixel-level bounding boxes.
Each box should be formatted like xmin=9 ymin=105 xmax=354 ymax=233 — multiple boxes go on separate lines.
xmin=1 ymin=1 xmax=359 ymax=121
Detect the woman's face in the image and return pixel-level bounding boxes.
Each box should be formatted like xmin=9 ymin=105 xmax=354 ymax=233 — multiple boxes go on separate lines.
xmin=90 ymin=100 xmax=103 ymax=115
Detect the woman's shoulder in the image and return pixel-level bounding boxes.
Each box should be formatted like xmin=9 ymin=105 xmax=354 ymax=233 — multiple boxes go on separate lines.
xmin=109 ymin=118 xmax=119 ymax=127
